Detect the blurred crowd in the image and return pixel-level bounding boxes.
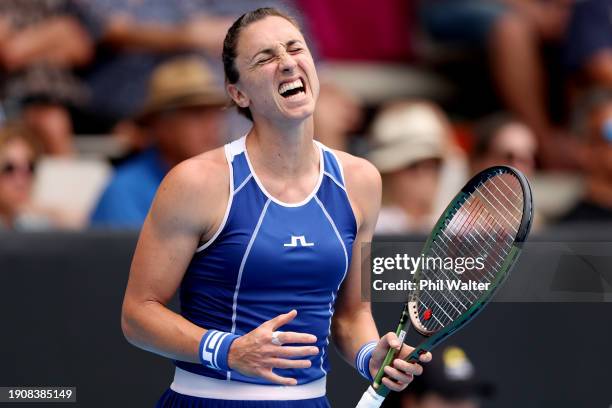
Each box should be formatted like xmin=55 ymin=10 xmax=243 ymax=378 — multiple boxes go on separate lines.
xmin=1 ymin=0 xmax=612 ymax=232
xmin=381 ymin=344 xmax=493 ymax=408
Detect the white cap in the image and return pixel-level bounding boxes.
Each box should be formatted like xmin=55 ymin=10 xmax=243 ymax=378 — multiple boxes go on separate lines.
xmin=368 ymin=102 xmax=448 ymax=173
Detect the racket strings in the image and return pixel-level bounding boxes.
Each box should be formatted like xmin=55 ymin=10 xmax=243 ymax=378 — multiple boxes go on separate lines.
xmin=414 ymin=172 xmax=524 ymax=332
xmin=438 ymin=197 xmax=504 ymax=282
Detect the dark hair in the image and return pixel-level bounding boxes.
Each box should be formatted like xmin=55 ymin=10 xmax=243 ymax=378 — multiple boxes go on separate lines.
xmin=472 ymin=113 xmax=520 ymax=160
xmin=222 ymin=7 xmax=300 ymax=121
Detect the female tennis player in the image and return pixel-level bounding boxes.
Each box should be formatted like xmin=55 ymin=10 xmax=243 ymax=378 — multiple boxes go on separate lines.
xmin=121 ymin=7 xmax=431 ymax=407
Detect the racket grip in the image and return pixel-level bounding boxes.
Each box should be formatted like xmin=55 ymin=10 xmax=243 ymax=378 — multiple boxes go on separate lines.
xmin=372 ymin=345 xmax=400 ymax=387
xmin=355 ymin=386 xmax=386 ymax=408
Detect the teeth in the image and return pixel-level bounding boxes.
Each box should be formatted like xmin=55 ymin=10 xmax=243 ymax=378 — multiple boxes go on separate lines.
xmin=279 ymin=79 xmax=304 ymax=95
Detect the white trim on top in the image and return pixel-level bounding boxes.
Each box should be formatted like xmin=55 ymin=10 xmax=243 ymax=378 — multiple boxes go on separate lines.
xmin=315 ymin=140 xmax=358 ymax=232
xmin=243 ymin=136 xmax=324 ymax=208
xmin=323 ymin=171 xmax=346 ymax=192
xmin=234 ymin=173 xmax=253 ymax=195
xmin=316 ymin=141 xmax=348 ymax=187
xmin=196 ymin=144 xmax=235 ymax=253
xmin=314 ymin=195 xmax=350 ymax=376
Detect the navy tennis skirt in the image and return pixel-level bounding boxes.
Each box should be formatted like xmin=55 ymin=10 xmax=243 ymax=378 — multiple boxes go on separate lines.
xmin=156 ymin=389 xmax=331 ymax=408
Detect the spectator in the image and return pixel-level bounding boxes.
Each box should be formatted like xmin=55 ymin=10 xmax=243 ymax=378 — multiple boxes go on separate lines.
xmin=420 ymin=0 xmax=575 ymax=168
xmin=565 ymin=0 xmax=612 ymax=91
xmin=563 ymin=0 xmax=612 ymax=174
xmin=75 ymin=0 xmax=289 ymax=134
xmin=369 ymin=101 xmax=455 ymax=234
xmin=469 ymin=113 xmax=552 ymax=229
xmin=382 ymin=345 xmax=493 ymax=408
xmin=561 ymin=91 xmax=612 ymax=222
xmin=89 ymin=57 xmax=226 ymax=228
xmin=0 ymin=0 xmax=94 ymax=155
xmin=0 ymin=121 xmax=64 ymax=229
xmin=471 ymin=113 xmax=538 ymax=177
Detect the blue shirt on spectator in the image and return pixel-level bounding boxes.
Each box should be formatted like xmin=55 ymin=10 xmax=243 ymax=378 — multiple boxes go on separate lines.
xmin=90 ymin=148 xmax=168 ymax=228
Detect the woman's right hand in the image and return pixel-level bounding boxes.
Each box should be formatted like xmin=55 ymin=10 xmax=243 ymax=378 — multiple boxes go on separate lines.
xmin=227 ymin=309 xmax=319 ymax=385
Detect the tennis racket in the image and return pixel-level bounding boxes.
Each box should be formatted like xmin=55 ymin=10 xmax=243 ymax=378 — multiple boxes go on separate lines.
xmin=355 ymin=165 xmax=533 ymax=408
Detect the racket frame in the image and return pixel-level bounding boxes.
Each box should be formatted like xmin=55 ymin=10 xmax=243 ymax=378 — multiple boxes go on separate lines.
xmin=370 ymin=166 xmax=533 ymax=397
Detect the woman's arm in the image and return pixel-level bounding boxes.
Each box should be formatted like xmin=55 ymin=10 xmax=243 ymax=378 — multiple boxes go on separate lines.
xmin=332 ymin=153 xmax=431 ymax=392
xmin=121 ymin=153 xmax=228 ymax=363
xmin=331 ymin=154 xmax=381 ymax=361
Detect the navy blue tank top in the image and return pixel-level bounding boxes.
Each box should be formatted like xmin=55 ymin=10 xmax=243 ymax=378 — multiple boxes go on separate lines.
xmin=175 ymin=136 xmax=357 ymax=385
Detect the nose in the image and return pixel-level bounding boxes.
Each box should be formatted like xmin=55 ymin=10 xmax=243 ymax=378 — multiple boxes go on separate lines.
xmin=278 ymin=50 xmax=297 ymax=73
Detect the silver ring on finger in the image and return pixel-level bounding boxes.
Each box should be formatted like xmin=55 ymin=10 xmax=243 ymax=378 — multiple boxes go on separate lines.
xmin=271 ymin=331 xmax=283 ymax=346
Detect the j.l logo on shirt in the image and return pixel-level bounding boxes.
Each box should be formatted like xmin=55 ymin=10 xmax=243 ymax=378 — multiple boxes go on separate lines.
xmin=283 ymin=235 xmax=315 ymax=247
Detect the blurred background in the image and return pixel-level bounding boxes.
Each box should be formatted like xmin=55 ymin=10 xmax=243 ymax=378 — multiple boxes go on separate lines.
xmin=0 ymin=0 xmax=611 ymax=407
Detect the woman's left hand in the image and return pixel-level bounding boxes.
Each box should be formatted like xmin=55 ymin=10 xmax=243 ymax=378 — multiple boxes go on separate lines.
xmin=368 ymin=332 xmax=432 ymax=392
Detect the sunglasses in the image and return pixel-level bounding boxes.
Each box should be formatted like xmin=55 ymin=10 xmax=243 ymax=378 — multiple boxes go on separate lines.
xmin=0 ymin=161 xmax=36 ymax=176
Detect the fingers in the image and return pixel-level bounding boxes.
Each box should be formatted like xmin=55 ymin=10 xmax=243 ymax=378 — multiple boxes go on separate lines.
xmin=381 ymin=332 xmax=402 ymax=350
xmin=382 ymin=376 xmax=407 ymax=392
xmin=418 ymin=351 xmax=432 ymax=363
xmin=232 ymin=313 xmax=319 ymax=386
xmin=259 ymin=369 xmax=297 ymax=386
xmin=397 ymin=344 xmax=432 ymax=363
xmin=369 ymin=334 xmax=432 ymax=393
xmin=381 ymin=352 xmax=430 ymax=393
xmin=276 ymin=331 xmax=317 ymax=345
xmin=392 ymin=358 xmax=423 ymax=376
xmin=263 ymin=309 xmax=297 ymax=330
xmin=372 ymin=332 xmax=403 ymax=363
xmin=397 ymin=344 xmax=414 ymax=360
xmin=384 ymin=365 xmax=414 ymax=385
xmin=268 ymin=357 xmax=312 ymax=369
xmin=273 ymin=345 xmax=319 ymax=358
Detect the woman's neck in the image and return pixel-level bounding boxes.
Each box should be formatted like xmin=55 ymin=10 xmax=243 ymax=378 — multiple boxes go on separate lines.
xmin=247 ymin=117 xmax=317 ymax=178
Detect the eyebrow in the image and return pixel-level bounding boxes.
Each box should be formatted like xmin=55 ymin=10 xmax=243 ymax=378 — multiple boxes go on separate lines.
xmin=250 ymin=40 xmax=303 ymax=62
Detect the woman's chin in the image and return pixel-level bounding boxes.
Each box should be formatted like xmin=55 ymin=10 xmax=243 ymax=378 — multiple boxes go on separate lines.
xmin=280 ymin=105 xmax=315 ymax=123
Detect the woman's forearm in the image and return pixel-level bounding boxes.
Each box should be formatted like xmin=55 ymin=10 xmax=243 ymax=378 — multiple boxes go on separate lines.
xmin=332 ymin=308 xmax=379 ymax=366
xmin=121 ymin=299 xmax=205 ymax=363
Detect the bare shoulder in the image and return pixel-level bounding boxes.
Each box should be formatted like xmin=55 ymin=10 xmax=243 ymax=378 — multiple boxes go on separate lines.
xmin=161 ymin=147 xmax=228 ymax=198
xmin=331 ymin=150 xmax=381 ymax=198
xmin=329 ymin=150 xmax=381 ymax=229
xmin=150 ymin=146 xmax=229 ymax=234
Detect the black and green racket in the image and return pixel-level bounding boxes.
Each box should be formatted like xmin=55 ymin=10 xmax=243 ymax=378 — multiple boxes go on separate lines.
xmin=356 ymin=166 xmax=533 ymax=408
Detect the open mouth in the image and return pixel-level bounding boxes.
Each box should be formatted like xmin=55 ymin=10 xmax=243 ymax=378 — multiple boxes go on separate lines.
xmin=278 ymin=78 xmax=306 ymax=98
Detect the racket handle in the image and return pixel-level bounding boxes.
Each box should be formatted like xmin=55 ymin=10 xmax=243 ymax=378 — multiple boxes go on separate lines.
xmin=355 ymin=386 xmax=386 ymax=408
xmin=372 ymin=345 xmax=400 ymax=387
